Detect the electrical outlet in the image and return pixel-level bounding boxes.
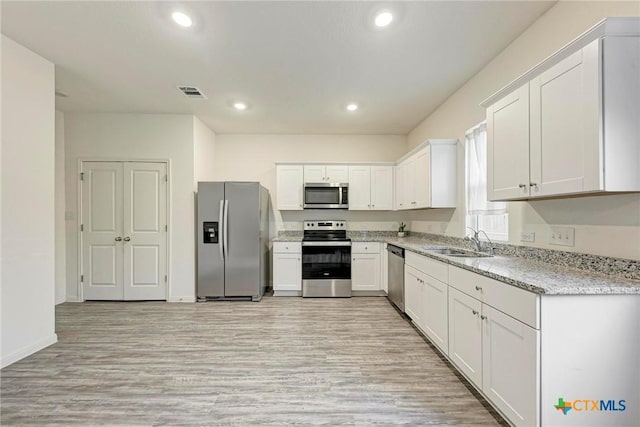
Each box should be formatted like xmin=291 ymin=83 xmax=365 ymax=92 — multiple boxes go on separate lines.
xmin=549 ymin=226 xmax=575 ymax=247
xmin=520 ymin=231 xmax=535 ymax=243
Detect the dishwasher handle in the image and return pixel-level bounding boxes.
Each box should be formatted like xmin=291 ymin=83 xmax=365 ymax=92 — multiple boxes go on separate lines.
xmin=387 ymin=244 xmax=404 ymax=258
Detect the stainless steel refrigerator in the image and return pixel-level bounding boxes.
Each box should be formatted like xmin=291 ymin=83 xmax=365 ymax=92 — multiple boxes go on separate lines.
xmin=197 ymin=182 xmax=269 ymax=301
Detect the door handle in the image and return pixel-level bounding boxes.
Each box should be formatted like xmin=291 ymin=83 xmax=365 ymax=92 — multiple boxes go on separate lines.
xmin=223 ymin=200 xmax=229 ymax=256
xmin=123 ymin=237 xmax=131 ymax=242
xmin=115 ymin=237 xmax=122 ymax=242
xmin=219 ymin=200 xmax=225 ymax=260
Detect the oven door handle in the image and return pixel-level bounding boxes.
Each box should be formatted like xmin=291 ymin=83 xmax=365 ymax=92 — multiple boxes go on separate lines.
xmin=302 ymin=241 xmax=352 ymax=247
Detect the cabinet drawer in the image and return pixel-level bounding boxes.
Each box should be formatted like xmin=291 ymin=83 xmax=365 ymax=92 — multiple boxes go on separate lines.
xmin=352 ymin=242 xmax=380 ymax=254
xmin=406 ymin=251 xmax=448 ymax=283
xmin=273 ymin=242 xmax=301 ymax=253
xmin=449 ymin=266 xmax=539 ymax=329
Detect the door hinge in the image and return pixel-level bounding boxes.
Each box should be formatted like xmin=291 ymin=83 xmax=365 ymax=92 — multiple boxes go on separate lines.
xmin=165 ymin=174 xmax=168 ymax=182
xmin=164 ymin=275 xmax=167 ymax=283
xmin=80 ymin=224 xmax=84 ymax=232
xmin=80 ymin=172 xmax=84 ymax=181
xmin=80 ymin=274 xmax=84 ymax=282
xmin=165 ymin=225 xmax=168 ymax=232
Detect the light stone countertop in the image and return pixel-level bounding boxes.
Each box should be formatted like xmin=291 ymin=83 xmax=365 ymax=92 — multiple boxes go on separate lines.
xmin=272 ymin=233 xmax=640 ymax=295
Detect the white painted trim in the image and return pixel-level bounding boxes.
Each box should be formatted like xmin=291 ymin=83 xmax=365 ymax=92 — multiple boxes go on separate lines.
xmin=273 ymin=291 xmax=302 ymax=297
xmin=168 ymin=296 xmax=196 ymax=303
xmin=275 ymin=161 xmax=396 ymax=166
xmin=396 ymin=138 xmax=457 ymax=164
xmin=78 ymin=158 xmax=171 ymax=302
xmin=1 ymin=334 xmax=58 ymax=369
xmin=480 ymin=17 xmax=640 ymax=107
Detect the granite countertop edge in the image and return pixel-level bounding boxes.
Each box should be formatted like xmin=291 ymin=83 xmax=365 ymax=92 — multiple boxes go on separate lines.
xmin=272 ymin=234 xmax=640 ymax=296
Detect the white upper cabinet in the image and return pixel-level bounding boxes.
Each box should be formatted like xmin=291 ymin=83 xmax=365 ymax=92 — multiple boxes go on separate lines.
xmin=395 ymin=140 xmax=457 ymax=210
xmin=487 ymin=84 xmax=531 ymax=200
xmin=483 ymin=19 xmax=640 ymax=201
xmin=276 ymin=165 xmax=303 ymax=210
xmin=348 ymin=165 xmax=393 ymax=211
xmin=303 ymin=164 xmax=348 ymax=183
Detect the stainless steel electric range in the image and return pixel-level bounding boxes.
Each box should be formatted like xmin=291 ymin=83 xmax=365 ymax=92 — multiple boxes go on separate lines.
xmin=301 ymin=220 xmax=351 ymax=297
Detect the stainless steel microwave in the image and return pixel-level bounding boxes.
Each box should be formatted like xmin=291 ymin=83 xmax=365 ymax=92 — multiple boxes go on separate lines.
xmin=303 ymin=183 xmax=349 ymax=209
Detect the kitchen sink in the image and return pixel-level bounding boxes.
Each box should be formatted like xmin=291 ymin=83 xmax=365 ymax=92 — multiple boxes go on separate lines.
xmin=424 ymin=247 xmax=492 ymax=258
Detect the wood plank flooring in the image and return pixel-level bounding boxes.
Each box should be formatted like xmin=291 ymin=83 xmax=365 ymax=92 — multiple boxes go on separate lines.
xmin=1 ymin=296 xmax=506 ymax=426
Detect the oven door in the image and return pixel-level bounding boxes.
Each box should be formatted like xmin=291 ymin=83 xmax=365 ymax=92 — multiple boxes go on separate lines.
xmin=301 ymin=242 xmax=351 ymax=297
xmin=304 ymin=184 xmax=348 ymax=209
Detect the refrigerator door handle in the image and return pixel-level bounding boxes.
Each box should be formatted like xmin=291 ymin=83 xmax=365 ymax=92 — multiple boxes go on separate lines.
xmin=224 ymin=199 xmax=229 ymax=258
xmin=218 ymin=200 xmax=225 ymax=260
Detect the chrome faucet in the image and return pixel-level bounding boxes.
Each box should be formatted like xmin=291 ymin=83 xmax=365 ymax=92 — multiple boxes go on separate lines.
xmin=465 ymin=227 xmax=495 ymax=255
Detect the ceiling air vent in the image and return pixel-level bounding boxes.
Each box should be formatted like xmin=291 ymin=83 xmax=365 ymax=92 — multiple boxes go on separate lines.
xmin=178 ymin=86 xmax=207 ymax=99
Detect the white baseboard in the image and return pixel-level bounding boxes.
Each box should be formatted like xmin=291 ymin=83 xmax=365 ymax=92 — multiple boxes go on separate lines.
xmin=1 ymin=333 xmax=58 ymax=369
xmin=168 ymin=296 xmax=196 ymax=303
xmin=65 ymin=296 xmax=83 ymax=302
xmin=352 ymin=290 xmax=388 ymax=297
xmin=273 ymin=290 xmax=302 ymax=297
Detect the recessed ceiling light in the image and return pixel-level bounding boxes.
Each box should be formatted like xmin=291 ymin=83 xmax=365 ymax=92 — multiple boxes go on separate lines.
xmin=233 ymin=102 xmax=248 ymax=111
xmin=374 ymin=11 xmax=393 ymax=28
xmin=346 ymin=103 xmax=359 ymax=112
xmin=172 ymin=11 xmax=192 ymax=27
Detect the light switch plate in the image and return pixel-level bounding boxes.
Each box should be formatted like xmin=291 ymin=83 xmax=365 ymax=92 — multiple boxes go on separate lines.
xmin=549 ymin=226 xmax=575 ymax=247
xmin=520 ymin=231 xmax=535 ymax=243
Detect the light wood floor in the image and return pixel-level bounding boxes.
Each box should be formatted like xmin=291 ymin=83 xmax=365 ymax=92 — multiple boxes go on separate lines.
xmin=1 ymin=296 xmax=506 ymax=426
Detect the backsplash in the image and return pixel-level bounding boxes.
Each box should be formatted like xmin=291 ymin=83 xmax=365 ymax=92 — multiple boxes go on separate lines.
xmin=276 ymin=230 xmax=640 ymax=280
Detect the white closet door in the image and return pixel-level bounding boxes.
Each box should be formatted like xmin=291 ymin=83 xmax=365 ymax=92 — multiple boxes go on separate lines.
xmin=123 ymin=162 xmax=167 ymax=300
xmin=82 ymin=162 xmax=124 ymax=300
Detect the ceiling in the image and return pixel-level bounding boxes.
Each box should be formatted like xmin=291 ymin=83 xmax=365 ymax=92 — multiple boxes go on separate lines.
xmin=1 ymin=1 xmax=555 ymax=135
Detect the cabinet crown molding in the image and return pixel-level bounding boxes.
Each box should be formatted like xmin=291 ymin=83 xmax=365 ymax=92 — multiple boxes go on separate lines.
xmin=481 ymin=17 xmax=640 ymax=107
xmin=396 ymin=138 xmax=458 ymax=164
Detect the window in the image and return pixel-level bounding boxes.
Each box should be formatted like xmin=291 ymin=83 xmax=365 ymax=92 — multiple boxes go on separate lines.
xmin=465 ymin=122 xmax=509 ymax=241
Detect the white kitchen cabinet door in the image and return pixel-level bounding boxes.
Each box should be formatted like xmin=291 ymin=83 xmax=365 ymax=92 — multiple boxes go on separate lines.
xmin=276 ymin=165 xmax=303 ymax=210
xmin=304 ymin=165 xmax=348 ymax=182
xmin=371 ymin=165 xmax=393 ymax=210
xmin=482 ymin=304 xmax=539 ymax=427
xmin=404 ymin=265 xmax=424 ymax=327
xmin=325 ymin=165 xmax=349 ymax=182
xmin=348 ymin=165 xmax=372 ymax=210
xmin=381 ymin=243 xmax=388 ymax=293
xmin=530 ymin=39 xmax=600 ymax=198
xmin=273 ymin=253 xmax=301 ymax=292
xmin=352 ymin=253 xmax=381 ymax=291
xmin=303 ymin=165 xmax=325 ymax=183
xmin=422 ymin=274 xmax=449 ymax=354
xmin=402 ymin=158 xmax=416 ymax=209
xmin=487 ymin=84 xmax=530 ymax=201
xmin=413 ymin=148 xmax=431 ymax=208
xmin=395 ymin=163 xmax=405 ymax=210
xmin=448 ymin=287 xmax=483 ymax=388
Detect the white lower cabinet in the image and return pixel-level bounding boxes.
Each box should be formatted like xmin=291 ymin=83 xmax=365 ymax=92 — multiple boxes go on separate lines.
xmin=404 ymin=265 xmax=424 ymax=326
xmin=448 ymin=287 xmax=483 ymax=386
xmin=482 ymin=304 xmax=539 ymax=427
xmin=352 ymin=242 xmax=381 ymax=292
xmin=404 ymin=253 xmax=539 ymax=427
xmin=448 ymin=269 xmax=539 ymax=427
xmin=272 ymin=242 xmax=301 ymax=296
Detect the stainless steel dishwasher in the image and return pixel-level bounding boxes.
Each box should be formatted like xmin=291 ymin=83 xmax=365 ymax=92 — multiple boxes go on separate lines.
xmin=387 ymin=244 xmax=405 ymax=312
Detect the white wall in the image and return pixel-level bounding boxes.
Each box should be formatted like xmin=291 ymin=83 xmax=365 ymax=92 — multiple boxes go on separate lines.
xmin=193 ymin=116 xmax=216 ymax=183
xmin=1 ymin=35 xmax=57 ymax=368
xmin=55 ymin=110 xmax=66 ymax=304
xmin=212 ymin=134 xmax=409 ymax=234
xmin=63 ymin=113 xmax=196 ymax=302
xmin=407 ymin=1 xmax=640 ymax=260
